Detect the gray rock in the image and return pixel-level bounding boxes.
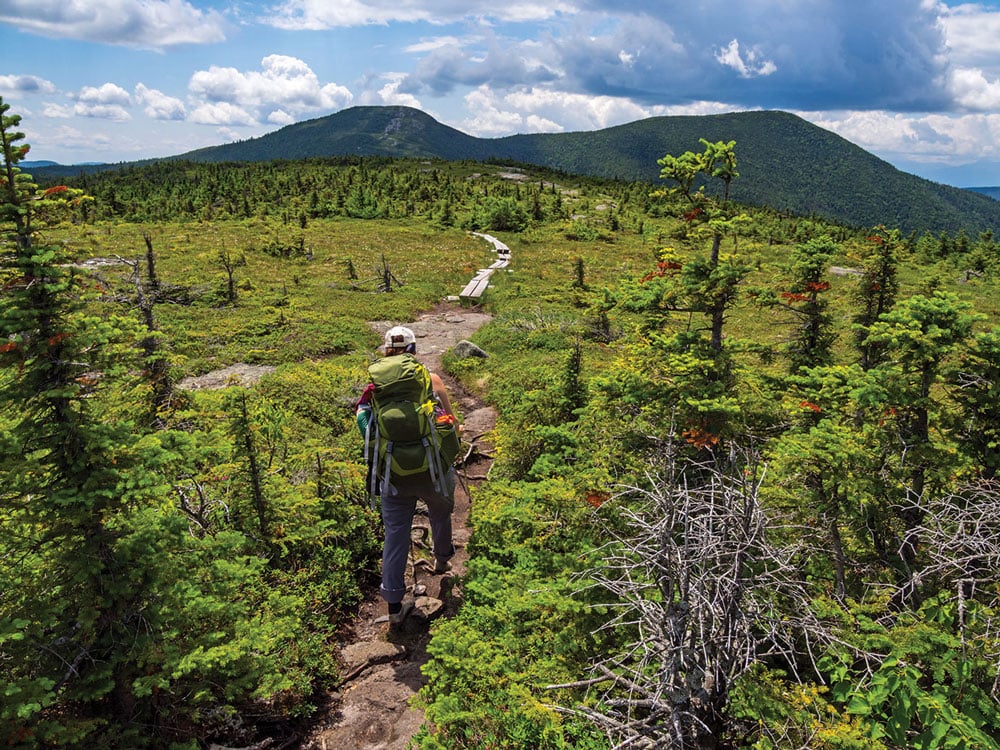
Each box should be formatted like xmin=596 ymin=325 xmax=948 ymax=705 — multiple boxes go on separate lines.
xmin=341 ymin=640 xmax=407 ymax=669
xmin=452 ymin=339 xmax=489 ymax=359
xmin=414 ymin=596 xmax=444 ymax=620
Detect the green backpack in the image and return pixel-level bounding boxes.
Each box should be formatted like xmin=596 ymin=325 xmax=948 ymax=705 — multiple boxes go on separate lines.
xmin=364 ymin=354 xmax=459 ymax=499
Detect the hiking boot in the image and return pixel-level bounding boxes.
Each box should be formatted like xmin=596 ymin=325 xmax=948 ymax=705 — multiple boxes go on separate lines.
xmin=388 ymin=600 xmax=414 ymax=627
xmin=433 ymin=557 xmax=452 ymax=574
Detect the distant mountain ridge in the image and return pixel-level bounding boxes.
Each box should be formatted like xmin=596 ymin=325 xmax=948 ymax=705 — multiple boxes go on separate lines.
xmin=33 ymin=106 xmax=1000 ymax=234
xmin=968 ymin=186 xmax=1000 ymax=201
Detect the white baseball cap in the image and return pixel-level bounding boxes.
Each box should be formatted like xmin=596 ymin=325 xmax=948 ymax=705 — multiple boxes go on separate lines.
xmin=384 ymin=325 xmax=416 ymax=351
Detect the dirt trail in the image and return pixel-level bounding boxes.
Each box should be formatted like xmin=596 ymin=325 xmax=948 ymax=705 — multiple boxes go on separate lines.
xmin=298 ymin=302 xmax=495 ymax=750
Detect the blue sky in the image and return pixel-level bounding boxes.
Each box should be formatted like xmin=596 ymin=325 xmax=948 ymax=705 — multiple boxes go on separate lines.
xmin=3 ymin=0 xmax=1000 ymax=187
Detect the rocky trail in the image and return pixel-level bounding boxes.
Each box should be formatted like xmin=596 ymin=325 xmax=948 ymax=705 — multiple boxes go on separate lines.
xmin=190 ymin=233 xmax=510 ymax=750
xmin=295 ymin=303 xmax=496 ymax=750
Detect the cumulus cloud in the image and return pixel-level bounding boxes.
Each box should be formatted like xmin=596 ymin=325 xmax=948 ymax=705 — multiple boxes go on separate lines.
xmin=77 ymin=82 xmax=132 ymax=106
xmin=0 ymin=73 xmax=56 ymax=96
xmin=940 ymin=2 xmax=1000 ymax=72
xmin=187 ymin=55 xmax=353 ymax=123
xmin=188 ymin=101 xmax=258 ymax=127
xmin=456 ymin=84 xmax=735 ymax=137
xmin=358 ymin=73 xmax=424 ymax=109
xmin=460 ymin=87 xmax=533 ymax=136
xmin=72 ymin=82 xmax=132 ymax=120
xmin=949 ymin=67 xmax=1000 ymax=110
xmin=267 ymin=109 xmax=296 ymax=126
xmin=802 ymin=109 xmax=1000 ymax=165
xmin=939 ymin=4 xmax=1000 ymax=112
xmin=0 ymin=0 xmax=228 ymax=49
xmin=135 ymin=84 xmax=186 ymax=120
xmin=73 ymin=103 xmax=131 ymax=121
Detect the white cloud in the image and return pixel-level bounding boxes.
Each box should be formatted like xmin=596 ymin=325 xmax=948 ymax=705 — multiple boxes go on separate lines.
xmin=801 ymin=109 xmax=1000 ymax=164
xmin=76 ymin=82 xmax=132 ymax=106
xmin=188 ymin=55 xmax=352 ymax=119
xmin=7 ymin=0 xmax=1000 ymax=182
xmin=949 ymin=67 xmax=1000 ymax=110
xmin=715 ymin=39 xmax=778 ymax=79
xmin=469 ymin=2 xmax=570 ymax=22
xmin=503 ymin=88 xmax=662 ymax=129
xmin=215 ymin=127 xmax=244 ymax=143
xmin=938 ymin=4 xmax=1000 ymax=112
xmin=805 ymin=111 xmax=922 ymax=153
xmin=940 ymin=2 xmax=1000 ymax=72
xmin=188 ymin=101 xmax=258 ymax=126
xmin=524 ymin=113 xmax=561 ymax=131
xmin=0 ymin=0 xmax=228 ymax=49
xmin=405 ymin=36 xmax=468 ymax=54
xmin=135 ymin=84 xmax=186 ymax=120
xmin=73 ymin=103 xmax=131 ymax=121
xmin=456 ymin=85 xmax=738 ymax=137
xmin=41 ymin=102 xmax=73 ymax=118
xmin=0 ymin=73 xmax=56 ymax=96
xmin=266 ymin=0 xmax=429 ymax=29
xmin=267 ymin=109 xmax=296 ymax=125
xmin=359 ymin=73 xmax=424 ymax=108
xmin=460 ymin=86 xmax=532 ymax=135
xmin=72 ymin=82 xmax=132 ymax=120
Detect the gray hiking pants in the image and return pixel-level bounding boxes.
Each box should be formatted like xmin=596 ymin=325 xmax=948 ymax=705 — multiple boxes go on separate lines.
xmin=379 ymin=469 xmax=456 ymax=604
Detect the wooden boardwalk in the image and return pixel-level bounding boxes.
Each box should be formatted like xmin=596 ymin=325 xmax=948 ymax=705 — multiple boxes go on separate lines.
xmin=459 ymin=233 xmax=510 ymax=305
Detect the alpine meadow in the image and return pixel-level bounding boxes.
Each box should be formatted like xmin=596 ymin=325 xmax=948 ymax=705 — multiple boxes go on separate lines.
xmin=4 ymin=96 xmax=1000 ymax=749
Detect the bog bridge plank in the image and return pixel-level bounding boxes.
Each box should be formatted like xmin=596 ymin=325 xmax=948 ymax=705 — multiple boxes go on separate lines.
xmin=460 ymin=233 xmax=510 ymax=305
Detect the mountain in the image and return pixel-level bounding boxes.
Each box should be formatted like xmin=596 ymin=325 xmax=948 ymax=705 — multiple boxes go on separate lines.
xmin=32 ymin=105 xmax=1000 ymax=235
xmin=176 ymin=106 xmax=486 ymax=163
xmin=968 ymin=186 xmax=1000 ymax=201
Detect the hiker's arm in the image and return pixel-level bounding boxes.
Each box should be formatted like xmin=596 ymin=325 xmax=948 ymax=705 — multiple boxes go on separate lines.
xmin=430 ymin=372 xmax=455 ymax=419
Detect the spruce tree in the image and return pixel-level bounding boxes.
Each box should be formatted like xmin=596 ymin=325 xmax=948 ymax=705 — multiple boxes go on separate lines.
xmin=1 ymin=97 xmax=334 ymax=747
xmin=0 ymin=96 xmax=147 ymax=744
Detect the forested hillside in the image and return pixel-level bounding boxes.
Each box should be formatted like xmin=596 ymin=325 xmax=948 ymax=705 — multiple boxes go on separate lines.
xmin=4 ymin=97 xmax=1000 ymax=749
xmin=33 ymin=105 xmax=1000 ymax=236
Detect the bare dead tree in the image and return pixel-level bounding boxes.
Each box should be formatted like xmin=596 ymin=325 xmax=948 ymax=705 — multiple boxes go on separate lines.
xmin=377 ymin=253 xmax=403 ymax=292
xmin=114 ymin=250 xmax=173 ymax=422
xmin=910 ymin=480 xmax=1000 ymax=694
xmin=174 ymin=478 xmax=232 ymax=536
xmin=219 ymin=247 xmax=245 ymax=305
xmin=912 ymin=481 xmax=1000 ymax=601
xmin=143 ymin=232 xmax=160 ymax=295
xmin=565 ymin=446 xmax=828 ymax=749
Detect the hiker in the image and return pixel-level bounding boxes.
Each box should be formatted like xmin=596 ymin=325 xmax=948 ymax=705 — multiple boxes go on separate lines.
xmin=356 ymin=325 xmax=460 ymax=627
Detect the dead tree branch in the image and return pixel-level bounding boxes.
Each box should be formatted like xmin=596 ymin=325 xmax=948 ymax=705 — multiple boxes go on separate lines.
xmin=573 ymin=445 xmax=829 ymax=749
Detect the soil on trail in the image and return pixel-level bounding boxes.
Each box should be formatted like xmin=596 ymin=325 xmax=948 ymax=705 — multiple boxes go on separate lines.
xmin=298 ymin=302 xmax=495 ymax=750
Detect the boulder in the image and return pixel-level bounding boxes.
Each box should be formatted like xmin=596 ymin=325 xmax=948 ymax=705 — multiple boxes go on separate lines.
xmin=452 ymin=339 xmax=489 ymax=359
